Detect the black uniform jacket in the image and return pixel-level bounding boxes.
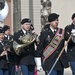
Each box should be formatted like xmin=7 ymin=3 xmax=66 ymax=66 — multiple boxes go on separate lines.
xmin=64 ymin=23 xmax=75 ymax=61
xmin=0 ymin=41 xmax=9 ymax=69
xmin=4 ymin=35 xmax=16 ymax=66
xmin=36 ymin=28 xmax=69 ymax=71
xmin=14 ymin=30 xmax=35 ymax=65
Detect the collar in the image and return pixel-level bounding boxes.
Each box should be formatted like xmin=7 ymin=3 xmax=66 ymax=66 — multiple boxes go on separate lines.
xmin=0 ymin=41 xmax=2 ymax=43
xmin=50 ymin=26 xmax=57 ymax=32
xmin=72 ymin=22 xmax=75 ymax=25
xmin=22 ymin=29 xmax=26 ymax=34
xmin=4 ymin=35 xmax=8 ymax=37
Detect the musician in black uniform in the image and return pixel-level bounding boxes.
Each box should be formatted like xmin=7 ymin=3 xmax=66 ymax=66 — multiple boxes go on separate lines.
xmin=14 ymin=18 xmax=36 ymax=75
xmin=0 ymin=27 xmax=9 ymax=75
xmin=64 ymin=13 xmax=75 ymax=75
xmin=3 ymin=25 xmax=15 ymax=75
xmin=35 ymin=13 xmax=69 ymax=75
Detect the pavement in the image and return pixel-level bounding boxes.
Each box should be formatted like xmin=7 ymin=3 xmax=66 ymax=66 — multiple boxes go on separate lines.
xmin=37 ymin=67 xmax=72 ymax=75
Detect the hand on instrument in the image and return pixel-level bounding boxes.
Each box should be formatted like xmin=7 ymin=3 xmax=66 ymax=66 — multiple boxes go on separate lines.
xmin=71 ymin=29 xmax=75 ymax=36
xmin=4 ymin=46 xmax=10 ymax=52
xmin=71 ymin=29 xmax=75 ymax=43
xmin=0 ymin=51 xmax=7 ymax=56
xmin=7 ymin=47 xmax=10 ymax=52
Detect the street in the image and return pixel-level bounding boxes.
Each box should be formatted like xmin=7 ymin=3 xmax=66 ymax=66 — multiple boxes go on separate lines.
xmin=38 ymin=67 xmax=72 ymax=75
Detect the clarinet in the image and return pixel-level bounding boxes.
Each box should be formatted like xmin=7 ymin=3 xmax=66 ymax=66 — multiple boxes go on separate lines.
xmin=3 ymin=42 xmax=10 ymax=63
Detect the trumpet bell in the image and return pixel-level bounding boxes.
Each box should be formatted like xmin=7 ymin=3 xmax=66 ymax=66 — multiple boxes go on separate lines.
xmin=13 ymin=41 xmax=26 ymax=55
xmin=13 ymin=33 xmax=37 ymax=55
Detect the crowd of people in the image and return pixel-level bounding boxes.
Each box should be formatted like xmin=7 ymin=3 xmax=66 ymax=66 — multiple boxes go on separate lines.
xmin=0 ymin=13 xmax=75 ymax=75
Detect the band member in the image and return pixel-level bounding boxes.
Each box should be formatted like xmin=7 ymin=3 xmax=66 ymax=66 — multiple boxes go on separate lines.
xmin=0 ymin=27 xmax=9 ymax=75
xmin=14 ymin=18 xmax=37 ymax=75
xmin=64 ymin=13 xmax=75 ymax=75
xmin=30 ymin=24 xmax=38 ymax=75
xmin=35 ymin=13 xmax=69 ymax=75
xmin=3 ymin=25 xmax=13 ymax=41
xmin=3 ymin=25 xmax=15 ymax=75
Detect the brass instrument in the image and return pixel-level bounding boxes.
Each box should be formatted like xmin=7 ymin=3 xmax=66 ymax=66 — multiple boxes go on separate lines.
xmin=13 ymin=33 xmax=37 ymax=55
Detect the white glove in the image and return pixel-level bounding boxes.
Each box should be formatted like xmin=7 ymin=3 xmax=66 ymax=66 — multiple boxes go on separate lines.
xmin=35 ymin=57 xmax=42 ymax=71
xmin=71 ymin=29 xmax=75 ymax=36
xmin=71 ymin=29 xmax=75 ymax=43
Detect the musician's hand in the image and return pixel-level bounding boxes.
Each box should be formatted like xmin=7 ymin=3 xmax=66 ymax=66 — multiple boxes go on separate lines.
xmin=35 ymin=57 xmax=42 ymax=72
xmin=71 ymin=29 xmax=75 ymax=43
xmin=0 ymin=51 xmax=7 ymax=56
xmin=36 ymin=66 xmax=42 ymax=72
xmin=7 ymin=47 xmax=10 ymax=52
xmin=4 ymin=51 xmax=8 ymax=55
xmin=32 ymin=30 xmax=38 ymax=35
xmin=71 ymin=29 xmax=75 ymax=36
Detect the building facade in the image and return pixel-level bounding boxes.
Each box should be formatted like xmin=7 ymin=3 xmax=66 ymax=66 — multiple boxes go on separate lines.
xmin=2 ymin=0 xmax=75 ymax=34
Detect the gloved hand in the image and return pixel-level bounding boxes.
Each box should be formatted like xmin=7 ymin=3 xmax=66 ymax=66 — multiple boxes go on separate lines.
xmin=71 ymin=29 xmax=75 ymax=43
xmin=35 ymin=57 xmax=42 ymax=71
xmin=37 ymin=66 xmax=42 ymax=71
xmin=71 ymin=29 xmax=75 ymax=36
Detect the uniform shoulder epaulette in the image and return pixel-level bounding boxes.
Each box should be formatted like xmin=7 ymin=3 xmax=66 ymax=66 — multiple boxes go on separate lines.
xmin=14 ymin=30 xmax=20 ymax=34
xmin=41 ymin=28 xmax=48 ymax=33
xmin=65 ymin=25 xmax=70 ymax=29
xmin=66 ymin=24 xmax=71 ymax=27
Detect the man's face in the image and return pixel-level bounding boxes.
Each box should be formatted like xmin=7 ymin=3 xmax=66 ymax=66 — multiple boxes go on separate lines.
xmin=72 ymin=18 xmax=75 ymax=24
xmin=5 ymin=29 xmax=10 ymax=35
xmin=22 ymin=22 xmax=31 ymax=31
xmin=50 ymin=19 xmax=58 ymax=29
xmin=0 ymin=33 xmax=4 ymax=41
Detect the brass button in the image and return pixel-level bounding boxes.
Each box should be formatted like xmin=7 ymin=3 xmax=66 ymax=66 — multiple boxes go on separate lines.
xmin=70 ymin=49 xmax=72 ymax=51
xmin=56 ymin=51 xmax=58 ymax=53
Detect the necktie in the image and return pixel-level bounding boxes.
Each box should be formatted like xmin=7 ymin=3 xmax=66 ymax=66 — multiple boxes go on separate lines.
xmin=1 ymin=41 xmax=4 ymax=46
xmin=7 ymin=36 xmax=10 ymax=40
xmin=53 ymin=31 xmax=56 ymax=34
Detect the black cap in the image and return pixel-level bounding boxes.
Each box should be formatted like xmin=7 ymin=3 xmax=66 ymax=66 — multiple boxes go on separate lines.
xmin=3 ymin=25 xmax=10 ymax=32
xmin=21 ymin=18 xmax=31 ymax=25
xmin=72 ymin=13 xmax=75 ymax=20
xmin=48 ymin=13 xmax=59 ymax=22
xmin=0 ymin=27 xmax=4 ymax=33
